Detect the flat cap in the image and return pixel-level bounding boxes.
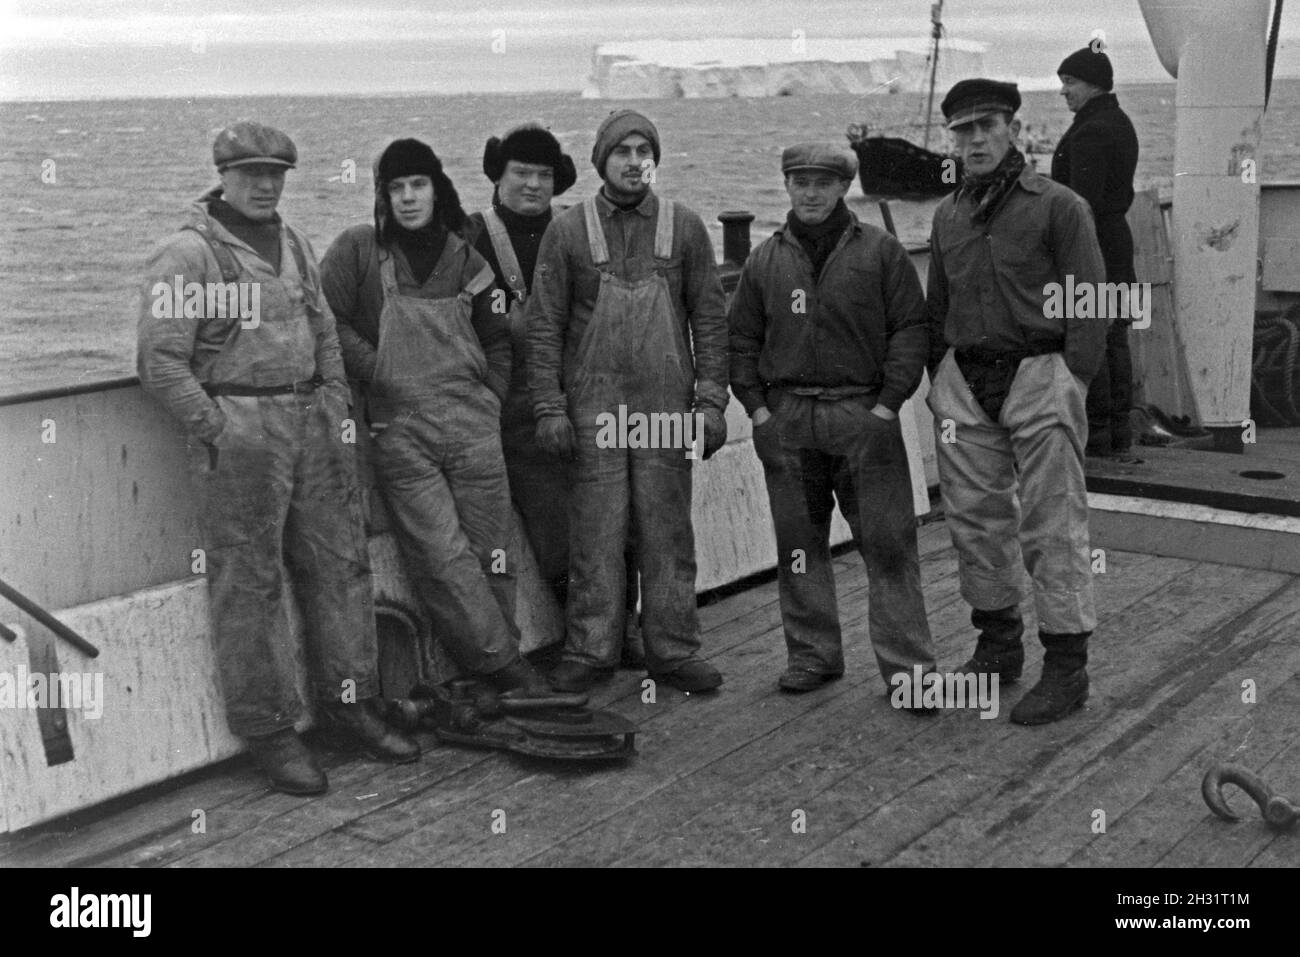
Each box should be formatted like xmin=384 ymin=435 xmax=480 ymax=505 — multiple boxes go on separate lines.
xmin=781 ymin=142 xmax=858 ymax=180
xmin=213 ymin=121 xmax=297 ymax=170
xmin=941 ymin=79 xmax=1021 ymax=129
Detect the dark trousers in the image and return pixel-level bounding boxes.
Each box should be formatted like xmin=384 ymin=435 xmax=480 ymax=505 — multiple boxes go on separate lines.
xmin=753 ymin=393 xmax=935 ymax=687
xmin=1085 ymin=320 xmax=1134 ymax=454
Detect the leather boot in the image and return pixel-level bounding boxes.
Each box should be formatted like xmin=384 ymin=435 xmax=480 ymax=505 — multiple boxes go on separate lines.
xmin=319 ymin=696 xmax=421 ymax=763
xmin=1010 ymin=631 xmax=1090 ymax=725
xmin=483 ymin=656 xmax=552 ymax=697
xmin=247 ymin=728 xmax=328 ymax=796
xmin=956 ymin=605 xmax=1024 ymax=684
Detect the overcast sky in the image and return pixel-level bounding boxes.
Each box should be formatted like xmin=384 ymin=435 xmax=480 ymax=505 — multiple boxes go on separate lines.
xmin=1 ymin=0 xmax=1295 ymax=99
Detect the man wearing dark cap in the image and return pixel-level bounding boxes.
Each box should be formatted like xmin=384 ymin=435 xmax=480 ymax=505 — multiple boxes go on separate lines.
xmin=926 ymin=80 xmax=1108 ymax=725
xmin=729 ymin=143 xmax=936 ymax=699
xmin=1053 ymin=45 xmax=1141 ymax=460
xmin=321 ymin=137 xmax=553 ymax=701
xmin=529 ymin=109 xmax=730 ymax=693
xmin=138 ymin=121 xmax=418 ymax=797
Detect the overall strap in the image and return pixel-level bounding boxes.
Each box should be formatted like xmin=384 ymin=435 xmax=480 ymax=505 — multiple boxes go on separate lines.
xmin=378 ymin=249 xmax=400 ymax=298
xmin=181 ymin=222 xmax=241 ymax=283
xmin=282 ymin=223 xmax=314 ymax=293
xmin=482 ymin=208 xmax=528 ymax=301
xmin=583 ymin=197 xmax=610 ymax=267
xmin=462 ymin=263 xmax=496 ymax=301
xmin=654 ymin=198 xmax=675 ymax=262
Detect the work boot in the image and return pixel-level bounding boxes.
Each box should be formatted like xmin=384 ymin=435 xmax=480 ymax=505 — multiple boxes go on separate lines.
xmin=1010 ymin=631 xmax=1090 ymax=726
xmin=247 ymin=728 xmax=328 ymax=796
xmin=651 ymin=657 xmax=723 ymax=693
xmin=550 ymin=660 xmax=612 ymax=693
xmin=956 ymin=605 xmax=1024 ymax=684
xmin=483 ymin=657 xmax=551 ymax=697
xmin=319 ymin=697 xmax=421 ymax=763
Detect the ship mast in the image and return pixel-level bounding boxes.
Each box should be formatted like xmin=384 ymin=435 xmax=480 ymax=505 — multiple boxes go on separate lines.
xmin=922 ymin=0 xmax=943 ymax=150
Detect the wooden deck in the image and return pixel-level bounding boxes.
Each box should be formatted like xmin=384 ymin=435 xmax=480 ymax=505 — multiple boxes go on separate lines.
xmin=3 ymin=519 xmax=1299 ymax=868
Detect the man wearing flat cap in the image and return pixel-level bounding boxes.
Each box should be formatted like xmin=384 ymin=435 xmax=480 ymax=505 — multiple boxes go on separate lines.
xmin=530 ymin=109 xmax=730 ymax=694
xmin=1054 ymin=45 xmax=1141 ymax=461
xmin=926 ymin=80 xmax=1108 ymax=725
xmin=138 ymin=121 xmax=417 ymax=797
xmin=729 ymin=143 xmax=936 ymax=700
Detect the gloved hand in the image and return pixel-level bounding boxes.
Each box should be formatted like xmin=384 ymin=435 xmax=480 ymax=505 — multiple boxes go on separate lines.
xmin=698 ymin=406 xmax=727 ymax=460
xmin=535 ymin=413 xmax=576 ymax=460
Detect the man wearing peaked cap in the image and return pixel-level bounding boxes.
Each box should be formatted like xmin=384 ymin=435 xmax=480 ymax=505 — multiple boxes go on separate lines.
xmin=529 ymin=109 xmax=730 ymax=695
xmin=138 ymin=121 xmax=415 ymax=796
xmin=926 ymin=78 xmax=1108 ymax=725
xmin=729 ymin=142 xmax=936 ymax=701
xmin=1053 ymin=46 xmax=1140 ymax=460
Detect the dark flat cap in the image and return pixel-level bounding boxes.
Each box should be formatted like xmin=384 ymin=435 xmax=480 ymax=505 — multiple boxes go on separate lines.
xmin=213 ymin=121 xmax=297 ymax=170
xmin=781 ymin=142 xmax=859 ymax=180
xmin=941 ymin=79 xmax=1021 ymax=129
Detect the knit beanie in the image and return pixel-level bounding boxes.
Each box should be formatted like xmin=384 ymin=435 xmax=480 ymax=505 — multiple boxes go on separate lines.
xmin=1057 ymin=46 xmax=1114 ymax=91
xmin=590 ymin=109 xmax=661 ymax=176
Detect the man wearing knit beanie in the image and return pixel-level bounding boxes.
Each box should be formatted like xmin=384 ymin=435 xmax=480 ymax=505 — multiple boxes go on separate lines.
xmin=1053 ymin=45 xmax=1141 ymax=460
xmin=529 ymin=109 xmax=730 ymax=694
xmin=320 ymin=136 xmax=555 ymax=706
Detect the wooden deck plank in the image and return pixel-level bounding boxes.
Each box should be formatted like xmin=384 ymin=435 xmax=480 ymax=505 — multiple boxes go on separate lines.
xmin=520 ymin=549 xmax=1171 ymax=867
xmin=1063 ymin=676 xmax=1300 ymax=868
xmin=793 ymin=561 xmax=1287 ymax=867
xmin=964 ymin=580 xmax=1300 ymax=867
xmin=334 ymin=555 xmax=971 ymax=868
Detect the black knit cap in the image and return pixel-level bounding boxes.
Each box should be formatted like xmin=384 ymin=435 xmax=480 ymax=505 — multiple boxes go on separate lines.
xmin=483 ymin=123 xmax=577 ymax=196
xmin=1057 ymin=46 xmax=1114 ymax=91
xmin=376 ymin=138 xmax=440 ymax=184
xmin=941 ymin=78 xmax=1022 ymax=129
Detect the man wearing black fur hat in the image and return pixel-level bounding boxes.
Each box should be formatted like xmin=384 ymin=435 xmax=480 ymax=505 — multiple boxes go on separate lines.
xmin=1053 ymin=45 xmax=1141 ymax=461
xmin=320 ymin=137 xmax=551 ymax=698
xmin=926 ymin=80 xmax=1107 ymax=725
xmin=465 ymin=123 xmax=647 ymax=667
xmin=529 ymin=110 xmax=730 ymax=694
xmin=464 ymin=124 xmax=577 ymax=604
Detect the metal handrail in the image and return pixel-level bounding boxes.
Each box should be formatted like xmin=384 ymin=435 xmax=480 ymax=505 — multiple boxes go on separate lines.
xmin=0 ymin=577 xmax=101 ymax=658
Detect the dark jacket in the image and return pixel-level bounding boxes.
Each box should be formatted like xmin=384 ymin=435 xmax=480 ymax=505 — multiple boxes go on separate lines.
xmin=728 ymin=211 xmax=928 ymax=415
xmin=1050 ymin=92 xmax=1139 ymax=282
xmin=927 ymin=164 xmax=1109 ymax=381
xmin=464 ymin=202 xmax=553 ymax=297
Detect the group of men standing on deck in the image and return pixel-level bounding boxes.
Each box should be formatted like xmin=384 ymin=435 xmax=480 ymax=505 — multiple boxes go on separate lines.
xmin=137 ymin=44 xmax=1139 ymax=796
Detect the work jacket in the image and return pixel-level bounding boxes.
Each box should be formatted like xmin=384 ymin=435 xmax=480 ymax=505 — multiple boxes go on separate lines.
xmin=137 ymin=191 xmax=345 ymax=444
xmin=728 ymin=211 xmax=928 ymax=416
xmin=927 ymin=165 xmax=1109 ymax=381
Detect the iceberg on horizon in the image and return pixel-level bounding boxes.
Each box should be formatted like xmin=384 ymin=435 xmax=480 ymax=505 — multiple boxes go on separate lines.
xmin=583 ymin=37 xmax=987 ymax=99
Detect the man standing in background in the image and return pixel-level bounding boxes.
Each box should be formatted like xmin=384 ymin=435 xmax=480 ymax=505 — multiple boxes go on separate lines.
xmin=138 ymin=122 xmax=418 ymax=797
xmin=1053 ymin=44 xmax=1141 ymax=461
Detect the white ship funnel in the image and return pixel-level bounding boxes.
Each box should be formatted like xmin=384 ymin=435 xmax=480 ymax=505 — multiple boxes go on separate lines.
xmin=1137 ymin=0 xmax=1269 ymax=429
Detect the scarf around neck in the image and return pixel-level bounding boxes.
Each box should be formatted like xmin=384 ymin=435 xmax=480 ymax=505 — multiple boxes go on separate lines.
xmin=786 ymin=199 xmax=852 ymax=278
xmin=961 ymin=146 xmax=1026 ymax=224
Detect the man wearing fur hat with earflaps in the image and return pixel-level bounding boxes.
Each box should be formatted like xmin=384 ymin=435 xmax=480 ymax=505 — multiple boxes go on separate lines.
xmin=529 ymin=109 xmax=731 ymax=694
xmin=320 ymin=136 xmax=553 ymax=701
xmin=464 ymin=123 xmax=577 ymax=605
